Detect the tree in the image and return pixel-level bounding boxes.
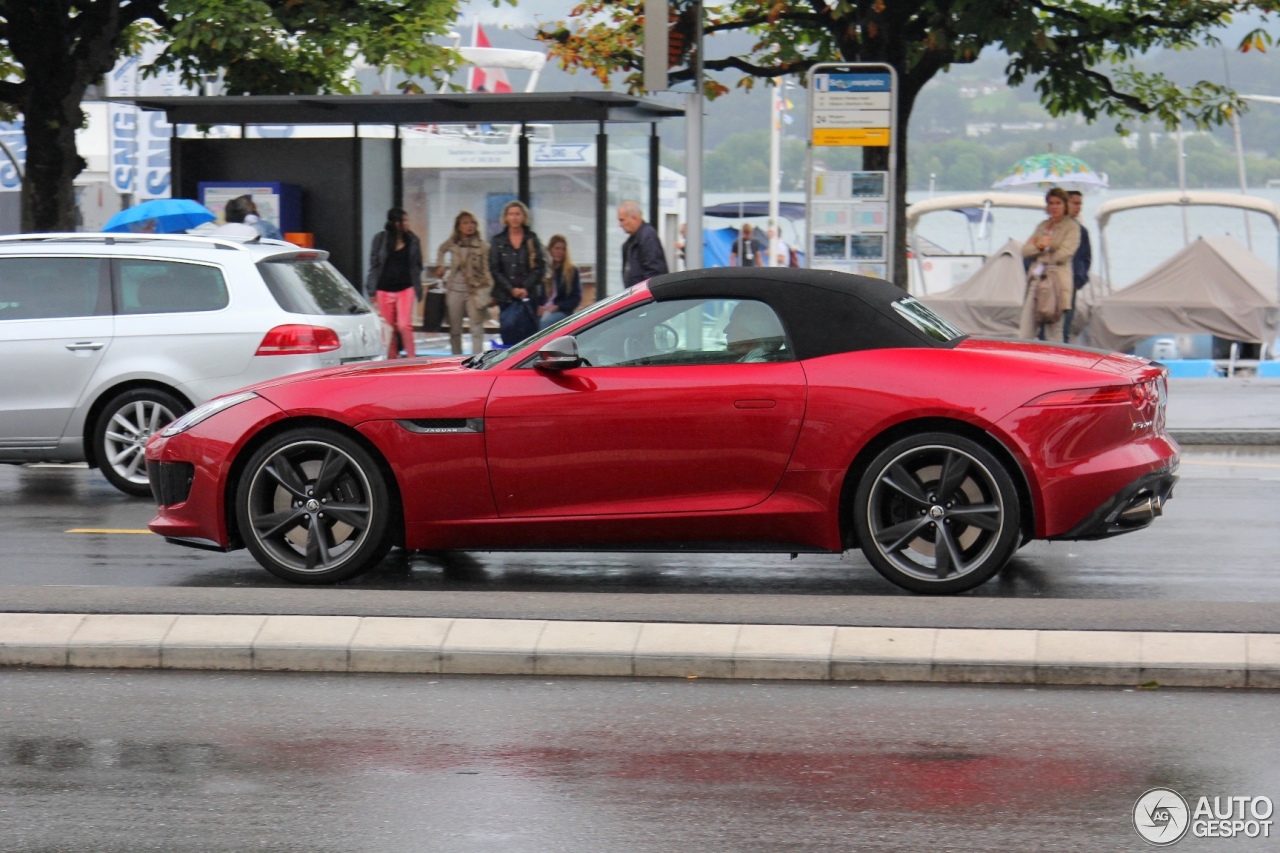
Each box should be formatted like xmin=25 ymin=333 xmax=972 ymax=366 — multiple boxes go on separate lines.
xmin=538 ymin=0 xmax=1272 ymax=287
xmin=0 ymin=0 xmax=459 ymax=232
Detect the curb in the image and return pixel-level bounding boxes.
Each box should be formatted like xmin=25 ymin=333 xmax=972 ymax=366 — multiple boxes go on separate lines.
xmin=2 ymin=613 xmax=1277 ymax=689
xmin=1169 ymin=428 xmax=1280 ymax=445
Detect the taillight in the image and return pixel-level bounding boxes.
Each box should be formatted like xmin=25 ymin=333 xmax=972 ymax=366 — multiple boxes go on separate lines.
xmin=255 ymin=325 xmax=341 ymax=355
xmin=1024 ymin=386 xmax=1133 ymax=407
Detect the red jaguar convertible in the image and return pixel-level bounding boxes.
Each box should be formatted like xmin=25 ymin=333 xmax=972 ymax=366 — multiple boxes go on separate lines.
xmin=147 ymin=268 xmax=1177 ymax=594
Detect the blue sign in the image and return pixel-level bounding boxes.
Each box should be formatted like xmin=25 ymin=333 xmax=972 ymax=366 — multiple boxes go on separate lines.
xmin=815 ymin=73 xmax=892 ymax=93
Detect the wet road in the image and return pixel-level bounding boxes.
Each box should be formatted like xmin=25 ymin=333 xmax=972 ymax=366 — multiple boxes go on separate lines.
xmin=1 ymin=670 xmax=1276 ymax=851
xmin=3 ymin=446 xmax=1278 ymax=601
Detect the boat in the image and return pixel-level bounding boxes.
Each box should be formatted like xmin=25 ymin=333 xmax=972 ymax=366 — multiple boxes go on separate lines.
xmin=1085 ymin=191 xmax=1280 ymax=374
xmin=905 ymin=192 xmax=1046 ymax=295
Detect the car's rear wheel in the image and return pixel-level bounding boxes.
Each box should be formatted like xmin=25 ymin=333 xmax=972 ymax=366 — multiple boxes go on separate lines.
xmin=235 ymin=428 xmax=392 ymax=584
xmin=853 ymin=432 xmax=1021 ymax=594
xmin=94 ymin=388 xmax=187 ymax=497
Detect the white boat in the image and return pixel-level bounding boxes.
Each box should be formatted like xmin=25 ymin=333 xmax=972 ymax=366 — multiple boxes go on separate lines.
xmin=906 ymin=192 xmax=1045 ymax=295
xmin=1086 ymin=191 xmax=1280 ymax=371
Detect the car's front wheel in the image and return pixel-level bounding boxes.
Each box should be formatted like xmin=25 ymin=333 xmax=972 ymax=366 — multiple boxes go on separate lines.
xmin=93 ymin=387 xmax=187 ymax=497
xmin=235 ymin=428 xmax=392 ymax=584
xmin=853 ymin=432 xmax=1021 ymax=594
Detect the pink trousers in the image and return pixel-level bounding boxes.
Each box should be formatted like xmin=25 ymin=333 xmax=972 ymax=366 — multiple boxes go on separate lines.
xmin=376 ymin=288 xmax=416 ymax=359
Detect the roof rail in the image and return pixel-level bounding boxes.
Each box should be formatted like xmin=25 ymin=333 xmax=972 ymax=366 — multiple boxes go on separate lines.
xmin=0 ymin=232 xmax=254 ymax=252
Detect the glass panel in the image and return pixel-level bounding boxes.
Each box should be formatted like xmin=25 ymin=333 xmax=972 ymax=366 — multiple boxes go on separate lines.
xmin=0 ymin=257 xmax=103 ymax=320
xmin=607 ymin=125 xmax=653 ymax=296
xmin=576 ymin=298 xmax=791 ymax=367
xmin=258 ymin=260 xmax=371 ymax=316
xmin=402 ymin=123 xmax=615 ymax=311
xmin=117 ymin=259 xmax=229 ymax=315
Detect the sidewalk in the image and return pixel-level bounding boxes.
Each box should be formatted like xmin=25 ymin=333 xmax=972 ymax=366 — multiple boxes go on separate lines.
xmin=1166 ymin=378 xmax=1280 ymax=444
xmin=2 ymin=613 xmax=1276 ymax=689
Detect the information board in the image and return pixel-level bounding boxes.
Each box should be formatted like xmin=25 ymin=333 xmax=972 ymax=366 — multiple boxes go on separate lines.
xmin=805 ymin=64 xmax=897 ymax=282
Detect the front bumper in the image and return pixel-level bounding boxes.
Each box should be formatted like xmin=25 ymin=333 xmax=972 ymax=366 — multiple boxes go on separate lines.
xmin=1050 ymin=464 xmax=1179 ymax=541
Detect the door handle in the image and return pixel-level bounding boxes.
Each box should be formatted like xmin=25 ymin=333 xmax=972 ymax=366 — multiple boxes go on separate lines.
xmin=734 ymin=399 xmax=777 ymax=409
xmin=65 ymin=342 xmax=105 ymax=351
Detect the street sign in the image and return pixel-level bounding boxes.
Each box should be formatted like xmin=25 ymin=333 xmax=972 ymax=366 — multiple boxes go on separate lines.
xmin=805 ymin=63 xmax=898 ymax=282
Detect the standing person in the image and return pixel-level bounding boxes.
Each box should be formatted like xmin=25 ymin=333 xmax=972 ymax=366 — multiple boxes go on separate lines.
xmin=618 ymin=200 xmax=669 ymax=287
xmin=435 ymin=210 xmax=493 ymax=356
xmin=538 ymin=234 xmax=583 ymax=329
xmin=489 ymin=200 xmax=545 ymax=345
xmin=1019 ymin=188 xmax=1080 ymax=343
xmin=766 ymin=226 xmax=792 ymax=268
xmin=242 ymin=196 xmax=283 ymax=241
xmin=1065 ymin=190 xmax=1092 ymax=343
xmin=366 ymin=207 xmax=424 ymax=360
xmin=730 ymin=222 xmax=766 ymax=267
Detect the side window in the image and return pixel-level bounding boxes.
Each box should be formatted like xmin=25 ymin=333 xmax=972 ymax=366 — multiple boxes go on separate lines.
xmin=0 ymin=256 xmax=105 ymax=320
xmin=117 ymin=259 xmax=229 ymax=315
xmin=575 ymin=298 xmax=791 ymax=367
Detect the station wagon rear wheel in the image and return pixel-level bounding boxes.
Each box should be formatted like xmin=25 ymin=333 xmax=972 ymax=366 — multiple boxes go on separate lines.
xmin=235 ymin=428 xmax=392 ymax=584
xmin=94 ymin=388 xmax=187 ymax=497
xmin=853 ymin=432 xmax=1021 ymax=594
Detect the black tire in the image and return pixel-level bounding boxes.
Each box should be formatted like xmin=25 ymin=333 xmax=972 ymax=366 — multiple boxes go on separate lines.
xmin=853 ymin=432 xmax=1021 ymax=594
xmin=235 ymin=427 xmax=392 ymax=584
xmin=93 ymin=387 xmax=187 ymax=497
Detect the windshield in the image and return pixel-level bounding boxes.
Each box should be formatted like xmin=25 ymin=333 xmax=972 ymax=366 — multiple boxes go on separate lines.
xmin=258 ymin=259 xmax=371 ymax=316
xmin=891 ymin=296 xmax=965 ymax=343
xmin=466 ymin=288 xmax=639 ymax=370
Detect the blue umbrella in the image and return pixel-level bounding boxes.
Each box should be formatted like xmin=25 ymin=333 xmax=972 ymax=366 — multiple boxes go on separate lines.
xmin=103 ymin=198 xmax=216 ymax=234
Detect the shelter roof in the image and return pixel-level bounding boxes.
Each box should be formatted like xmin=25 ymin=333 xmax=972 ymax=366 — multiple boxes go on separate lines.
xmin=111 ymin=92 xmax=684 ymax=126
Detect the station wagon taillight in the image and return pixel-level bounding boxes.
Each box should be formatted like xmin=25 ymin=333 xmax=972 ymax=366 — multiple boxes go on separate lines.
xmin=255 ymin=325 xmax=341 ymax=355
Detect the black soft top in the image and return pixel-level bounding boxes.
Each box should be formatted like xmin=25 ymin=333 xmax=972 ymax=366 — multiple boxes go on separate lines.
xmin=646 ymin=267 xmax=949 ymax=360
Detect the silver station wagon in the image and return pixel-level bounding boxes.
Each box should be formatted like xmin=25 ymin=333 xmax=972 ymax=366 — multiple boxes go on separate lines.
xmin=0 ymin=233 xmax=383 ymax=495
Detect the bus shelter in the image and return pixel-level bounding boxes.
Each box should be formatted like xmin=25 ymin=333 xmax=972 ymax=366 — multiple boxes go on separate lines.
xmin=114 ymin=93 xmax=684 ymax=294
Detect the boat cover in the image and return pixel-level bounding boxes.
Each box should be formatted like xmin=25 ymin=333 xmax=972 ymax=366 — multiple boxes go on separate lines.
xmin=920 ymin=239 xmax=1025 ymax=337
xmin=1087 ymin=236 xmax=1279 ymax=351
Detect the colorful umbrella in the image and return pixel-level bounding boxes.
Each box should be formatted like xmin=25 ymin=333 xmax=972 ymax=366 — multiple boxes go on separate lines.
xmin=103 ymin=198 xmax=216 ymax=234
xmin=992 ymin=154 xmax=1109 ymax=192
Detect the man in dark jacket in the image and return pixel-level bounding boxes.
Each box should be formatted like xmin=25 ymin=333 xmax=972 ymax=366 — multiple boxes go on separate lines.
xmin=1066 ymin=190 xmax=1092 ymax=343
xmin=618 ymin=200 xmax=669 ymax=288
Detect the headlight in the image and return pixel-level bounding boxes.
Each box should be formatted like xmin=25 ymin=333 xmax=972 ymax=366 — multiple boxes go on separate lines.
xmin=161 ymin=392 xmax=259 ymax=437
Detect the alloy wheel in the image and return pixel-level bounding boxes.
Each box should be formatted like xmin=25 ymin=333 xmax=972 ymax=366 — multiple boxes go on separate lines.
xmin=865 ymin=444 xmax=1006 ymax=584
xmin=103 ymin=398 xmax=179 ymax=487
xmin=243 ymin=439 xmax=376 ymax=575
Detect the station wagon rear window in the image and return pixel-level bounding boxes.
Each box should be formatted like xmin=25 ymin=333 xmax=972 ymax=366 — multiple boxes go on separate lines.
xmin=258 ymin=259 xmax=370 ymax=316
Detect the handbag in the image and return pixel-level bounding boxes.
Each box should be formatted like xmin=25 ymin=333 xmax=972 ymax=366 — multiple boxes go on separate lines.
xmin=499 ymin=299 xmax=538 ymax=345
xmin=1032 ymin=271 xmax=1062 ymax=324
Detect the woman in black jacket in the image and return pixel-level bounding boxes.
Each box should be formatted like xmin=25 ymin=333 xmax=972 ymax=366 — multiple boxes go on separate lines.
xmin=366 ymin=207 xmax=424 ymax=359
xmin=488 ymin=200 xmax=545 ymax=345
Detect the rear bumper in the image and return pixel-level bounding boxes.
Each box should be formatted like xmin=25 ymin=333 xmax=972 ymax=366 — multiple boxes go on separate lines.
xmin=1049 ymin=464 xmax=1179 ymax=541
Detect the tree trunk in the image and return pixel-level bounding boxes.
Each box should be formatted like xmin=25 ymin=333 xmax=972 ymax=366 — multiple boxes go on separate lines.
xmin=20 ymin=89 xmax=86 ymax=232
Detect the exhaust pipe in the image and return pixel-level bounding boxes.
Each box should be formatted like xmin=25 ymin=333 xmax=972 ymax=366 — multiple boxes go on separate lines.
xmin=1118 ymin=493 xmax=1163 ymax=523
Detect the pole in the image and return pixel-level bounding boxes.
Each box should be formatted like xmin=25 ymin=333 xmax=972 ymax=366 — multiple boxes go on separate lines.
xmin=1175 ymin=119 xmax=1189 ymax=246
xmin=767 ymin=78 xmax=781 ymax=266
xmin=683 ymin=0 xmax=703 ymax=270
xmin=1231 ymin=110 xmax=1253 ymax=250
xmin=1223 ymin=49 xmax=1253 ymax=250
xmin=596 ymin=121 xmax=609 ymax=298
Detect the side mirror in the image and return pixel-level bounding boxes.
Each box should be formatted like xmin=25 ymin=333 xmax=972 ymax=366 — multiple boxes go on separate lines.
xmin=534 ymin=335 xmax=581 ymax=371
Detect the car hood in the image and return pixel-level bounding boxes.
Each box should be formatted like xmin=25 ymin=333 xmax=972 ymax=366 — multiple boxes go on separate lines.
xmin=956 ymin=337 xmax=1154 ymax=377
xmin=237 ymin=355 xmax=473 ymax=394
